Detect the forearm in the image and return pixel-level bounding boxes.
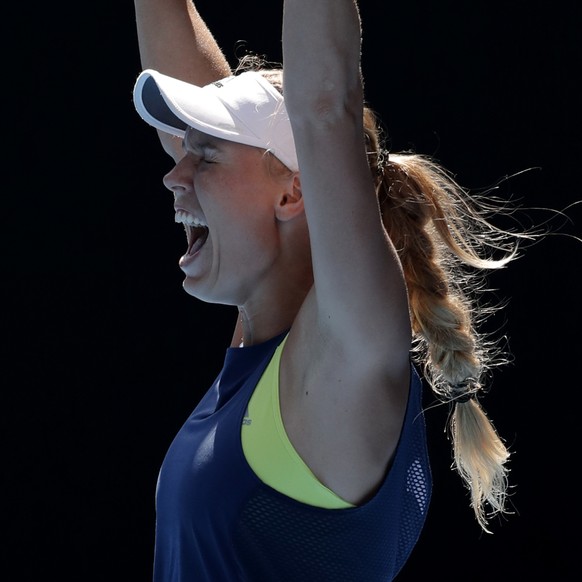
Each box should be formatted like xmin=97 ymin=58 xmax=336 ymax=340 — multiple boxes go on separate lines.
xmin=134 ymin=0 xmax=231 ymax=87
xmin=134 ymin=0 xmax=231 ymax=157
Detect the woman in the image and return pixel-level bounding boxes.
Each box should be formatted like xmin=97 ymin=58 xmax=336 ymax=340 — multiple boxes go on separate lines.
xmin=132 ymin=1 xmax=516 ymax=580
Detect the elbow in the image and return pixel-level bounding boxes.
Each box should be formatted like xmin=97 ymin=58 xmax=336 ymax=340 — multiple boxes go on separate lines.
xmin=284 ymin=69 xmax=364 ymax=129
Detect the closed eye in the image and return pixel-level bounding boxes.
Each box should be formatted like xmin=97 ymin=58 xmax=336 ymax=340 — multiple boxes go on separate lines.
xmin=184 ymin=131 xmax=222 ymax=165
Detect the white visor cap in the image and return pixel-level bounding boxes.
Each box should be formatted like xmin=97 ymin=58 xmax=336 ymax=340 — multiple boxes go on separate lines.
xmin=133 ymin=69 xmax=299 ymax=172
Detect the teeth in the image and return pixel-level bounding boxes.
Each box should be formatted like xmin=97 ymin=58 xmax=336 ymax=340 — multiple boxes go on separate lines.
xmin=175 ymin=209 xmax=207 ymax=228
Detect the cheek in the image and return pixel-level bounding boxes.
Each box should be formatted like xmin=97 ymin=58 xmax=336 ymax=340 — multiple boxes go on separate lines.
xmin=198 ymin=171 xmax=279 ymax=251
xmin=218 ymin=208 xmax=277 ymax=270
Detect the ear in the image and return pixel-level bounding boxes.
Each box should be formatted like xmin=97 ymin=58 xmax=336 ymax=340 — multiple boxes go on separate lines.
xmin=274 ymin=174 xmax=304 ymax=222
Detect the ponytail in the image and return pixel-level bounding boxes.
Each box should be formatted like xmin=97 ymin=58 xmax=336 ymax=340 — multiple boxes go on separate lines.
xmin=364 ymin=107 xmax=524 ymax=531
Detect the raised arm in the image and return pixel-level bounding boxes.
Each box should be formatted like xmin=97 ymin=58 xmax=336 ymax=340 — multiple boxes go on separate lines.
xmin=282 ymin=1 xmax=411 ymax=362
xmin=134 ymin=0 xmax=231 ymax=156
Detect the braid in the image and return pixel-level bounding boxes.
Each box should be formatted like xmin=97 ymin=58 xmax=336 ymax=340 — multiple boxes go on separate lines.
xmin=364 ymin=107 xmax=521 ymax=531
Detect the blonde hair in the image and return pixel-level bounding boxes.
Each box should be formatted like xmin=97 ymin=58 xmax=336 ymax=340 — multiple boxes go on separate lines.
xmin=241 ymin=56 xmax=524 ymax=531
xmin=365 ymin=107 xmax=525 ymax=532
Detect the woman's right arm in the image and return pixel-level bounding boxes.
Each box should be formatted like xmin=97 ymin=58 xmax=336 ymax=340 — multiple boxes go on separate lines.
xmin=134 ymin=0 xmax=232 ymax=156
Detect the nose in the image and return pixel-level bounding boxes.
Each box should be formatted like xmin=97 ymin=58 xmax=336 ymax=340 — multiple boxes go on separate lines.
xmin=163 ymin=155 xmax=196 ymax=195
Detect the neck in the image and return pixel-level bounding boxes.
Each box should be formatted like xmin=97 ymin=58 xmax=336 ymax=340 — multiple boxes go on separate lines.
xmin=230 ymin=278 xmax=312 ymax=348
xmin=231 ymin=222 xmax=313 ymax=347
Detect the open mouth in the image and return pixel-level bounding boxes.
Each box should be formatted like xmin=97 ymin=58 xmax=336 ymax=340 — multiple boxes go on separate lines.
xmin=175 ymin=210 xmax=209 ymax=256
xmin=186 ymin=224 xmax=209 ymax=255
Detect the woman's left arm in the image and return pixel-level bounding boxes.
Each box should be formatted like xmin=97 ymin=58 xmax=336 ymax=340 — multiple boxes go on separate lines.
xmin=282 ymin=1 xmax=411 ymax=365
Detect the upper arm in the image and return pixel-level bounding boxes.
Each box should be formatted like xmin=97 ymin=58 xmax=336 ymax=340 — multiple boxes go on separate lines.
xmin=293 ymin=109 xmax=411 ymax=358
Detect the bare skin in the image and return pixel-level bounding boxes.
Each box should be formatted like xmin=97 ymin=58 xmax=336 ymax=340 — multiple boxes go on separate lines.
xmin=135 ymin=0 xmax=412 ymax=505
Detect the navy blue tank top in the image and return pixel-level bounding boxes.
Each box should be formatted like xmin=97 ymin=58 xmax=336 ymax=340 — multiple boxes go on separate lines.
xmin=153 ymin=331 xmax=432 ymax=581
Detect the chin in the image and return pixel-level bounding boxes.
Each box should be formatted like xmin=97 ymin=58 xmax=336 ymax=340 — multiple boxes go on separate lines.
xmin=182 ymin=276 xmax=209 ymax=301
xmin=181 ymin=276 xmax=235 ymax=307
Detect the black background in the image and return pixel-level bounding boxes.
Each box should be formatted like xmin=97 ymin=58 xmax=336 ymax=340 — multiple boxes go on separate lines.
xmin=6 ymin=1 xmax=581 ymax=580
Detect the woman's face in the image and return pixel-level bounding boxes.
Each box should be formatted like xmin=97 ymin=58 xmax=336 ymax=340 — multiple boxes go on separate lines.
xmin=163 ymin=127 xmax=291 ymax=306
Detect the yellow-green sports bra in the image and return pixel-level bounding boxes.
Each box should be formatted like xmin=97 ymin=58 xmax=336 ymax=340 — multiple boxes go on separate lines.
xmin=241 ymin=335 xmax=354 ymax=510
